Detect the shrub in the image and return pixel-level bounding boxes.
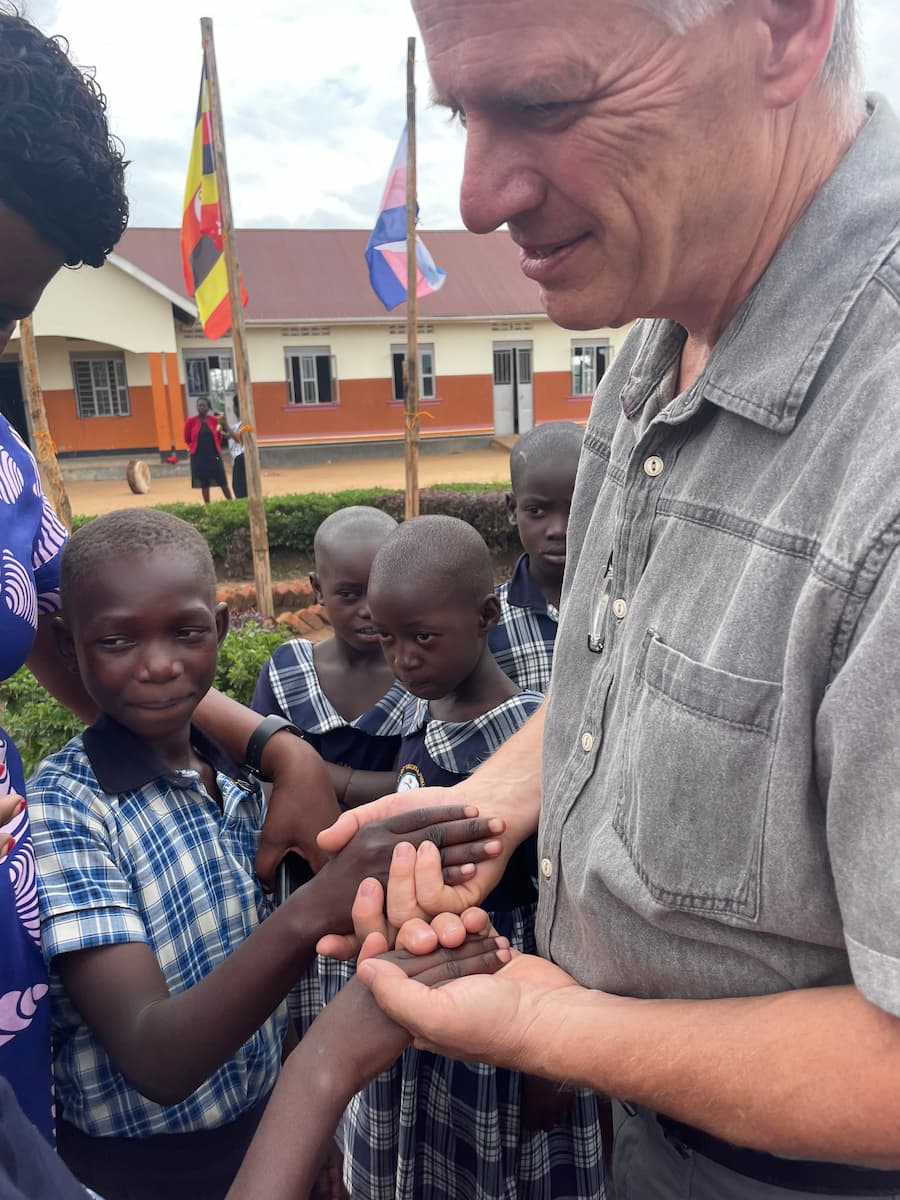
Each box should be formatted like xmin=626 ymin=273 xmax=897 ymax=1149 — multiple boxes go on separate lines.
xmin=0 ymin=619 xmax=296 ymax=779
xmin=69 ymin=485 xmax=518 ymax=566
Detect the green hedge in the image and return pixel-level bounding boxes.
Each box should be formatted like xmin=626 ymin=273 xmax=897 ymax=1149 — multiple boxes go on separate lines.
xmin=0 ymin=619 xmax=295 ymax=779
xmin=70 ymin=484 xmax=517 ymax=563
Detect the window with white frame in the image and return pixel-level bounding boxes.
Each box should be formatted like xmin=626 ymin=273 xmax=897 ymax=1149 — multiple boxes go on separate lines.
xmin=391 ymin=344 xmax=435 ymax=402
xmin=570 ymin=340 xmax=610 ymax=396
xmin=183 ymin=351 xmax=235 ymax=415
xmin=285 ymin=347 xmax=338 ymax=405
xmin=71 ymin=355 xmax=130 ymax=418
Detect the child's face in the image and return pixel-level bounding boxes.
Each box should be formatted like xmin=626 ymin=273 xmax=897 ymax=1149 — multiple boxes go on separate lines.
xmin=369 ymin=581 xmax=496 ymax=701
xmin=311 ymin=537 xmax=384 ymax=654
xmin=507 ymin=453 xmax=580 ymax=587
xmin=59 ymin=551 xmax=227 ymax=747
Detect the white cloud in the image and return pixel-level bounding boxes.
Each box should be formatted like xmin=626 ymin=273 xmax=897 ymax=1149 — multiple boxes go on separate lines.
xmin=21 ymin=0 xmax=900 ymax=231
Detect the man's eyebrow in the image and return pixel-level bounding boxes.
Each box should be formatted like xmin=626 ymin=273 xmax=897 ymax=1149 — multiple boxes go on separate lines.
xmin=430 ymin=69 xmax=599 ymax=112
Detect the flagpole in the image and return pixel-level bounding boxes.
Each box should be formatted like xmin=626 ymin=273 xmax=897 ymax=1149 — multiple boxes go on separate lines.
xmin=19 ymin=317 xmax=72 ymax=531
xmin=201 ymin=16 xmax=274 ymax=622
xmin=404 ymin=36 xmax=420 ymax=520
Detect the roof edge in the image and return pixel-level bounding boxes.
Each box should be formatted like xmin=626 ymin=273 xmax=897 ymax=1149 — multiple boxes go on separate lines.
xmin=108 ymin=252 xmax=198 ymax=317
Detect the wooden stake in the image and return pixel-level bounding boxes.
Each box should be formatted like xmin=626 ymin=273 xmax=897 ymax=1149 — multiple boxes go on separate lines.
xmin=404 ymin=36 xmax=420 ymax=520
xmin=19 ymin=317 xmax=72 ymax=531
xmin=201 ymin=16 xmax=274 ymax=621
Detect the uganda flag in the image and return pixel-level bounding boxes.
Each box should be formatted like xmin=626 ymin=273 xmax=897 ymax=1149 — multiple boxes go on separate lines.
xmin=181 ymin=64 xmax=247 ymax=339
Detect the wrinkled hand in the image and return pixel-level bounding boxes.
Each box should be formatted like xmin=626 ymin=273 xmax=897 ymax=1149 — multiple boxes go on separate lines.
xmin=358 ymin=950 xmax=583 ymax=1073
xmin=318 ymin=785 xmax=513 ymax=916
xmin=0 ymin=794 xmax=25 ymax=862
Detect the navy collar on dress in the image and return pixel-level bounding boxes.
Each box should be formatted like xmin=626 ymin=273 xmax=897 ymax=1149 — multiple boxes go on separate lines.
xmin=506 ymin=553 xmax=552 ymax=616
xmin=82 ymin=713 xmax=249 ymax=795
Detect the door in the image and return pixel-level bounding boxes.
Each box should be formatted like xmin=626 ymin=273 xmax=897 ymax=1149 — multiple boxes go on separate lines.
xmin=0 ymin=362 xmax=29 ymax=447
xmin=492 ymin=342 xmax=534 ymax=435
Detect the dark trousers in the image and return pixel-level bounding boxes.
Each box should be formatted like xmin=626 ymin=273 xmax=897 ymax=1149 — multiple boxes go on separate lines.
xmin=57 ymin=1094 xmax=268 ymax=1200
xmin=231 ymin=454 xmax=247 ymax=499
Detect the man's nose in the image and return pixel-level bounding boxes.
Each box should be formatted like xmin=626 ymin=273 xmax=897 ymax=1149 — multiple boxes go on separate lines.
xmin=459 ymin=119 xmax=545 ymax=235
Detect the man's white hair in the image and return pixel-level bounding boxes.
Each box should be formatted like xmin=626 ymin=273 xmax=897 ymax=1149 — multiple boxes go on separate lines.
xmin=630 ymin=0 xmax=863 ymax=137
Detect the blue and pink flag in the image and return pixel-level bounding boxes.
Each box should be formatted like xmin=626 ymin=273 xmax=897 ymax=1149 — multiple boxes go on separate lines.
xmin=365 ymin=125 xmax=447 ymax=311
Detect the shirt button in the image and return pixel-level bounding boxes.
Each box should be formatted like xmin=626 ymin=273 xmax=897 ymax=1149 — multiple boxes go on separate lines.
xmin=643 ymin=455 xmax=664 ymax=477
xmin=540 ymin=857 xmax=553 ymax=879
xmin=612 ymin=598 xmax=628 ymax=619
xmin=581 ymin=731 xmax=594 ymax=752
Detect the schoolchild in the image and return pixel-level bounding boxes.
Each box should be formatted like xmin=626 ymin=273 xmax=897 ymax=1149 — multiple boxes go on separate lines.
xmin=341 ymin=515 xmax=603 ymax=1200
xmin=253 ymin=505 xmax=406 ymax=809
xmin=490 ymin=422 xmax=584 ymax=692
xmin=27 ymin=509 xmax=502 ymax=1200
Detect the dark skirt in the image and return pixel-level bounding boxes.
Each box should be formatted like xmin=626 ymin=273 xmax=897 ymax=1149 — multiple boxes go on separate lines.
xmin=231 ymin=453 xmax=247 ymax=498
xmin=56 ymin=1092 xmax=269 ymax=1200
xmin=191 ymin=421 xmax=227 ymax=489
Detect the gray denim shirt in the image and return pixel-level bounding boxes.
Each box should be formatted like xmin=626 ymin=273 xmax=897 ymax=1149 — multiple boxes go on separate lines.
xmin=538 ymin=96 xmax=900 ymax=1018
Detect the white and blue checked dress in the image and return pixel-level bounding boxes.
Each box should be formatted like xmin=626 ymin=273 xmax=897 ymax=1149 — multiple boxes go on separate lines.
xmin=489 ymin=555 xmax=560 ymax=695
xmin=341 ymin=692 xmax=605 ymax=1200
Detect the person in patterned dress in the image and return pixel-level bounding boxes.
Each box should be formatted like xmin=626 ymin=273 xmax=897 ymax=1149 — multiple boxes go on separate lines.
xmin=490 ymin=422 xmax=584 ymax=693
xmin=338 ymin=515 xmax=603 ymax=1200
xmin=0 ymin=8 xmax=128 ymax=1149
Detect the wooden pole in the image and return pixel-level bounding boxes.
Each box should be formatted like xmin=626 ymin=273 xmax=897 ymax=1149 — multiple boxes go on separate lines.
xmin=201 ymin=16 xmax=274 ymax=621
xmin=404 ymin=37 xmax=420 ymax=520
xmin=19 ymin=317 xmax=72 ymax=531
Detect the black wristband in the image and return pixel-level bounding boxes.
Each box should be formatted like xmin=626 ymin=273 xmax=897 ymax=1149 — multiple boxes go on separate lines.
xmin=244 ymin=715 xmax=304 ymax=781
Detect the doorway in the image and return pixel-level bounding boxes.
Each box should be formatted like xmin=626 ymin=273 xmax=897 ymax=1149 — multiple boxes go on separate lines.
xmin=492 ymin=342 xmax=533 ymax=436
xmin=0 ymin=362 xmax=29 ymax=448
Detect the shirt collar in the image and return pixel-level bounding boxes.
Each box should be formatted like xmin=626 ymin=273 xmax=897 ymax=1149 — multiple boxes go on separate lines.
xmin=620 ymin=96 xmax=900 ymax=436
xmin=82 ymin=713 xmax=249 ymax=795
xmin=505 ymin=553 xmax=553 ymax=615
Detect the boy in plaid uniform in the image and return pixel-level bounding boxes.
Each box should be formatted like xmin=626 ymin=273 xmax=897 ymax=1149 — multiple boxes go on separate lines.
xmin=490 ymin=422 xmax=584 ymax=692
xmin=339 ymin=516 xmax=603 ymax=1200
xmin=28 ymin=510 xmax=502 ymax=1200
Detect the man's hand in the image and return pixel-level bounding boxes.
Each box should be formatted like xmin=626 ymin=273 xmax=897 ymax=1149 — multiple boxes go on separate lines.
xmin=358 ymin=949 xmax=582 ymax=1073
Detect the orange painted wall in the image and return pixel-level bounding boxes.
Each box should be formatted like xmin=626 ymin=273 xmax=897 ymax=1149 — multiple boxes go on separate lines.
xmin=251 ymin=372 xmax=494 ymax=444
xmin=534 ymin=370 xmax=593 ymax=425
xmin=44 ymin=386 xmax=159 ymax=454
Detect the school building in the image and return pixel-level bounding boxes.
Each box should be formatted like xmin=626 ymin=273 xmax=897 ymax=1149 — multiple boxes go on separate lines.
xmin=0 ymin=227 xmax=630 ymax=460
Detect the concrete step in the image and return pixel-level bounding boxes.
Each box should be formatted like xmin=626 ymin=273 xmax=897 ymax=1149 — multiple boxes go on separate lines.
xmin=490 ymin=434 xmax=519 ymax=453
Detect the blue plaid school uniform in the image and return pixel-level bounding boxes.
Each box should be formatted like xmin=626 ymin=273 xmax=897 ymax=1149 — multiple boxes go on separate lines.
xmin=253 ymin=638 xmax=409 ymax=1029
xmin=489 ymin=554 xmax=559 ymax=693
xmin=28 ymin=717 xmax=285 ymax=1143
xmin=342 ymin=692 xmax=605 ymax=1200
xmin=0 ymin=416 xmax=68 ymax=1143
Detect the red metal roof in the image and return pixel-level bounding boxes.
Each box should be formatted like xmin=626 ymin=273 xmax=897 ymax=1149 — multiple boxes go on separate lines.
xmin=116 ymin=227 xmax=548 ymax=323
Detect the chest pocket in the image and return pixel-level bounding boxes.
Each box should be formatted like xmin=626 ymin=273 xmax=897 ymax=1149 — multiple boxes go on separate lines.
xmin=613 ymin=630 xmax=782 ymax=921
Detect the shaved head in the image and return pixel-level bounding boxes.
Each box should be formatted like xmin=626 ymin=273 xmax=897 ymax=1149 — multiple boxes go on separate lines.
xmin=313 ymin=506 xmax=398 ymax=567
xmin=369 ymin=515 xmax=494 ymax=607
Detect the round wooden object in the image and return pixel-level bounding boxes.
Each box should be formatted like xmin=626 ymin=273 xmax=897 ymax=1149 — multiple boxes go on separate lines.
xmin=126 ymin=459 xmax=151 ymax=495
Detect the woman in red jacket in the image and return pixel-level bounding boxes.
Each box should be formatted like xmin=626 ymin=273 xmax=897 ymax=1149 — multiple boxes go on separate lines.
xmin=183 ymin=397 xmax=233 ymax=504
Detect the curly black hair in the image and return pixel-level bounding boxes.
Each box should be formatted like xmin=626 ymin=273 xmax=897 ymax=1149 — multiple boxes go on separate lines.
xmin=0 ymin=5 xmax=128 ymax=266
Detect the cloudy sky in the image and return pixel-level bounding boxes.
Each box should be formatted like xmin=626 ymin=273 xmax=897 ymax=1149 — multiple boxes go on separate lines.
xmin=22 ymin=0 xmax=900 ymax=232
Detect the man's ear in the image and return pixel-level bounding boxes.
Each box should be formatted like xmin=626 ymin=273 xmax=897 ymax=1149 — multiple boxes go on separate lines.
xmin=53 ymin=616 xmax=80 ymax=674
xmin=505 ymin=492 xmax=518 ymax=528
xmin=214 ymin=602 xmax=230 ymax=646
xmin=753 ymin=0 xmax=839 ymax=111
xmin=309 ymin=572 xmax=324 ymax=605
xmin=479 ymin=593 xmax=501 ymax=635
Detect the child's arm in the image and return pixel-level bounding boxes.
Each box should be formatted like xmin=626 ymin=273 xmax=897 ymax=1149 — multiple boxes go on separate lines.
xmin=193 ymin=687 xmax=341 ymax=873
xmin=227 ymin=928 xmax=511 ymax=1200
xmin=49 ymin=806 xmax=503 ymax=1106
xmin=327 ymin=762 xmax=401 ymax=808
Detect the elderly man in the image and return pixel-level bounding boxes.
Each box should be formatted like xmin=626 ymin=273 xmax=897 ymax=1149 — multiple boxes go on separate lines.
xmin=313 ymin=0 xmax=900 ymax=1195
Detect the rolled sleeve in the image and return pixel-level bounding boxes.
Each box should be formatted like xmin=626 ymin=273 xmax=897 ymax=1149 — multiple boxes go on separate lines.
xmin=817 ymin=546 xmax=900 ymax=1016
xmin=29 ymin=770 xmax=149 ymax=964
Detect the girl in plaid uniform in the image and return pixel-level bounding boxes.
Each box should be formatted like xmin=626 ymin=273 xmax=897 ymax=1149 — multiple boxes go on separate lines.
xmin=340 ymin=516 xmax=603 ymax=1200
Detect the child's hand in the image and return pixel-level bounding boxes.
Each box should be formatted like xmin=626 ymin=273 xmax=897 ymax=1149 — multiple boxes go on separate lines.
xmin=309 ymin=927 xmax=511 ymax=1100
xmin=298 ymin=806 xmax=503 ymax=938
xmin=319 ymin=844 xmax=493 ymax=961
